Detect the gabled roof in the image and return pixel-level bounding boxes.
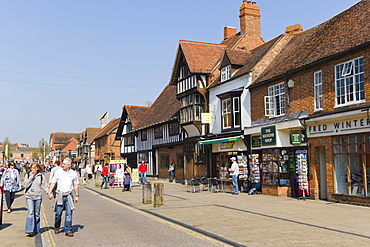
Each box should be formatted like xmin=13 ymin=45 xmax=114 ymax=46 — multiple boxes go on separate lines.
xmin=49 ymin=132 xmax=80 ymax=145
xmin=83 ymin=127 xmax=101 ymax=144
xmin=135 ymin=84 xmax=180 ymax=130
xmin=253 ymin=0 xmax=369 ymax=85
xmin=94 ymin=118 xmax=120 ymax=140
xmin=115 ymin=105 xmax=150 ymax=140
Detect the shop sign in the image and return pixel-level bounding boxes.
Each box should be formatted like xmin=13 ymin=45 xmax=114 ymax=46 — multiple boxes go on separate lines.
xmin=261 ymin=126 xmax=276 ymax=146
xmin=252 ymin=135 xmax=261 ymax=148
xmin=201 ymin=113 xmax=212 ymax=124
xmin=290 ymin=132 xmax=301 ymax=146
xmin=220 ymin=142 xmax=234 ymax=149
xmin=307 ymin=116 xmax=370 ymax=137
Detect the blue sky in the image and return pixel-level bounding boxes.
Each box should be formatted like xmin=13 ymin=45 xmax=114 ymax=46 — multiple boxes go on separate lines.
xmin=0 ymin=0 xmax=360 ymax=146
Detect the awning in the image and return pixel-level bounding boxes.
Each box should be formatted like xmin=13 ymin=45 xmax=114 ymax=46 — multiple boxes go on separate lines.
xmin=198 ymin=136 xmax=241 ymax=145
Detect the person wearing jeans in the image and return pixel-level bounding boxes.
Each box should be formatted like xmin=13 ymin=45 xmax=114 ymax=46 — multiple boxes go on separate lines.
xmin=138 ymin=160 xmax=148 ymax=184
xmin=24 ymin=163 xmax=48 ymax=237
xmin=229 ymin=157 xmax=239 ymax=195
xmin=168 ymin=159 xmax=175 ymax=183
xmin=48 ymin=158 xmax=79 ymax=237
xmin=101 ymin=163 xmax=109 ymax=189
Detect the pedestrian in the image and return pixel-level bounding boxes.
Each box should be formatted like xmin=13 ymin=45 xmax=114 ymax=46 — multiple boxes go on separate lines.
xmin=229 ymin=157 xmax=239 ymax=195
xmin=86 ymin=163 xmax=93 ymax=180
xmin=0 ymin=161 xmax=21 ymax=213
xmin=138 ymin=160 xmax=148 ymax=184
xmin=115 ymin=164 xmax=124 ymax=188
xmin=48 ymin=158 xmax=79 ymax=237
xmin=168 ymin=159 xmax=175 ymax=183
xmin=0 ymin=163 xmax=5 ymax=181
xmin=49 ymin=161 xmax=62 ymax=198
xmin=94 ymin=163 xmax=102 ymax=175
xmin=101 ymin=163 xmax=109 ymax=189
xmin=122 ymin=173 xmax=131 ymax=192
xmin=24 ymin=163 xmax=48 ymax=237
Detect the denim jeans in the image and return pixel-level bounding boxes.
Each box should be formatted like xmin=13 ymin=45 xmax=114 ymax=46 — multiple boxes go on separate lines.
xmin=4 ymin=191 xmax=16 ymax=210
xmin=232 ymin=175 xmax=239 ymax=194
xmin=55 ymin=195 xmax=73 ymax=233
xmin=140 ymin=172 xmax=147 ymax=184
xmin=169 ymin=171 xmax=174 ymax=182
xmin=25 ymin=198 xmax=42 ymax=233
xmin=101 ymin=176 xmax=109 ymax=188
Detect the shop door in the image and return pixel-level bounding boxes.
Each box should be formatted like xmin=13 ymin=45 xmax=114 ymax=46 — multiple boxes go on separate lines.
xmin=319 ymin=146 xmax=328 ymax=199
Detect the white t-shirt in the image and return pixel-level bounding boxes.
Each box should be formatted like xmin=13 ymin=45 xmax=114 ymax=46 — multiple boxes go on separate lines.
xmin=51 ymin=168 xmax=79 ymax=193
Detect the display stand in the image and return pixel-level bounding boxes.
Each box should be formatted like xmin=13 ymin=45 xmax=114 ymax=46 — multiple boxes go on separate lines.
xmin=238 ymin=155 xmax=249 ymax=192
xmin=296 ymin=150 xmax=309 ymax=200
xmin=249 ymin=154 xmax=261 ymax=195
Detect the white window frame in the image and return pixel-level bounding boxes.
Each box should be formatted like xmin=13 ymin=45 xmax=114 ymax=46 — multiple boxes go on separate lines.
xmin=264 ymin=82 xmax=285 ymax=117
xmin=233 ymin=97 xmax=240 ymax=128
xmin=222 ymin=98 xmax=231 ymax=129
xmin=221 ymin=65 xmax=231 ymax=82
xmin=314 ymin=71 xmax=323 ymax=111
xmin=335 ymin=57 xmax=365 ymax=107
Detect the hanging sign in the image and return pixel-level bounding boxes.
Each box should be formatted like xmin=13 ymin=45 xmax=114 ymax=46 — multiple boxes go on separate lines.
xmin=201 ymin=113 xmax=212 ymax=124
xmin=290 ymin=132 xmax=302 ymax=146
xmin=261 ymin=126 xmax=276 ymax=146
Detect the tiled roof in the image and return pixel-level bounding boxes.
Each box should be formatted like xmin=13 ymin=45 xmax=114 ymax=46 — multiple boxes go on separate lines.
xmin=135 ymin=84 xmax=180 ymax=130
xmin=85 ymin=127 xmax=101 ymax=144
xmin=253 ymin=0 xmax=369 ymax=85
xmin=125 ymin=105 xmax=150 ymax=129
xmin=49 ymin=132 xmax=80 ymax=144
xmin=180 ymin=40 xmax=226 ymax=74
xmin=94 ymin=118 xmax=120 ymax=140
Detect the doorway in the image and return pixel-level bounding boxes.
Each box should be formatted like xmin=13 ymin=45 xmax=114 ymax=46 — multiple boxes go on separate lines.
xmin=319 ymin=146 xmax=327 ymax=199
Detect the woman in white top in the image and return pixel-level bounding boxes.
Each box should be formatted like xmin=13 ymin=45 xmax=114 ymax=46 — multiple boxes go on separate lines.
xmin=115 ymin=165 xmax=124 ymax=188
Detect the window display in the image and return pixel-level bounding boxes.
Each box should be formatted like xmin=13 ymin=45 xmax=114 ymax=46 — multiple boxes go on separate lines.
xmin=262 ymin=149 xmax=290 ymax=186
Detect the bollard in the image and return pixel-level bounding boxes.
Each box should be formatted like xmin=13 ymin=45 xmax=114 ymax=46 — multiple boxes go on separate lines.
xmin=142 ymin=182 xmax=152 ymax=204
xmin=95 ymin=172 xmax=102 ymax=187
xmin=153 ymin=183 xmax=164 ymax=208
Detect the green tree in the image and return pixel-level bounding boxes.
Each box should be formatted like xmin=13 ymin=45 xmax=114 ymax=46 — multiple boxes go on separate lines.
xmin=3 ymin=137 xmax=12 ymax=159
xmin=32 ymin=138 xmax=50 ymax=162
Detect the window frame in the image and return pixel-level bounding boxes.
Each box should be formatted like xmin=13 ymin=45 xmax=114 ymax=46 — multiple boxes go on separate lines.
xmin=335 ymin=57 xmax=365 ymax=107
xmin=314 ymin=71 xmax=323 ymax=111
xmin=154 ymin=126 xmax=163 ymax=139
xmin=264 ymin=82 xmax=285 ymax=117
xmin=221 ymin=65 xmax=231 ymax=82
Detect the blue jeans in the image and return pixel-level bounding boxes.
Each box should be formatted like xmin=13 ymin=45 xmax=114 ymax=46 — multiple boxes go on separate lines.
xmin=169 ymin=171 xmax=174 ymax=182
xmin=232 ymin=175 xmax=239 ymax=194
xmin=54 ymin=195 xmax=73 ymax=233
xmin=140 ymin=172 xmax=147 ymax=183
xmin=25 ymin=198 xmax=42 ymax=233
xmin=101 ymin=176 xmax=109 ymax=188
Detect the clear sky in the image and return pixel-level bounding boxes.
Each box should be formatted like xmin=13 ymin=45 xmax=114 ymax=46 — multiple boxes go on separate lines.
xmin=0 ymin=0 xmax=360 ymax=147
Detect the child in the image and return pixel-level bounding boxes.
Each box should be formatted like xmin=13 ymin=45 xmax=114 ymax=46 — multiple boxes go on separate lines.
xmin=122 ymin=173 xmax=131 ymax=192
xmin=109 ymin=174 xmax=115 ymax=188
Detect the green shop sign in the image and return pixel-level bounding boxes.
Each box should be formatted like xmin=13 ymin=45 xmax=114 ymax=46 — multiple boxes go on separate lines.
xmin=290 ymin=132 xmax=302 ymax=146
xmin=261 ymin=126 xmax=276 ymax=146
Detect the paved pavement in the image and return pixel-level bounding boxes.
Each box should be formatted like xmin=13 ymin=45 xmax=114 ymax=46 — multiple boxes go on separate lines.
xmin=2 ymin=177 xmax=370 ymax=246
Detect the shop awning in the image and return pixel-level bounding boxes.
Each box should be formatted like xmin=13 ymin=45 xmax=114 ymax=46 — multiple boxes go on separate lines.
xmin=198 ymin=136 xmax=241 ymax=145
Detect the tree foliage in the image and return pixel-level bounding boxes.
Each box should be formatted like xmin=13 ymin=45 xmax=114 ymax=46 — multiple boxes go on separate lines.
xmin=2 ymin=137 xmax=12 ymax=158
xmin=32 ymin=138 xmax=50 ymax=162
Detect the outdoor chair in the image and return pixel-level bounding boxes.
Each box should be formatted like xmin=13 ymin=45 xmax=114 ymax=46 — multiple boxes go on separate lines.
xmin=200 ymin=177 xmax=209 ymax=191
xmin=209 ymin=178 xmax=220 ymax=193
xmin=188 ymin=178 xmax=201 ymax=193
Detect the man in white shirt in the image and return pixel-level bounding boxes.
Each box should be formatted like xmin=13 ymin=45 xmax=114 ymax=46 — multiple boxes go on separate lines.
xmin=229 ymin=157 xmax=239 ymax=195
xmin=48 ymin=158 xmax=79 ymax=237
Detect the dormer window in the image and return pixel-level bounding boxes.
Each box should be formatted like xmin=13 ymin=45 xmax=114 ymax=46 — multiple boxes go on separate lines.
xmin=221 ymin=65 xmax=231 ymax=82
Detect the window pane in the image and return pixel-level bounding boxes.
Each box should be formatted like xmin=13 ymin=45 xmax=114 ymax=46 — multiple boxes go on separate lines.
xmin=334 ymin=155 xmax=348 ymax=194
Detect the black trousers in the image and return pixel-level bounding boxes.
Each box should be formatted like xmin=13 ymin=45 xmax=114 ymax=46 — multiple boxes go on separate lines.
xmin=4 ymin=191 xmax=16 ymax=210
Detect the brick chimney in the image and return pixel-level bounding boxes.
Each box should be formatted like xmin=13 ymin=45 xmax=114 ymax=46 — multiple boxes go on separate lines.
xmin=285 ymin=24 xmax=303 ymax=35
xmin=224 ymin=26 xmax=237 ymax=40
xmin=239 ymin=1 xmax=261 ymax=37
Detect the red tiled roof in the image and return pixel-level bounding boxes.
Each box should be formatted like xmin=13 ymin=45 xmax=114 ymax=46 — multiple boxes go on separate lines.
xmin=125 ymin=105 xmax=150 ymax=129
xmin=135 ymin=84 xmax=180 ymax=130
xmin=253 ymin=0 xmax=369 ymax=85
xmin=180 ymin=40 xmax=226 ymax=74
xmin=94 ymin=118 xmax=120 ymax=140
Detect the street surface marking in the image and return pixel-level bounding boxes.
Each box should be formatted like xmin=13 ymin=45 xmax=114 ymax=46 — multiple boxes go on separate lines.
xmin=41 ymin=204 xmax=57 ymax=247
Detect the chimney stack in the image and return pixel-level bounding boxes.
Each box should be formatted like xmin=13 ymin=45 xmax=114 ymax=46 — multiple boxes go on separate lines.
xmin=285 ymin=24 xmax=303 ymax=35
xmin=239 ymin=1 xmax=261 ymax=38
xmin=224 ymin=26 xmax=237 ymax=40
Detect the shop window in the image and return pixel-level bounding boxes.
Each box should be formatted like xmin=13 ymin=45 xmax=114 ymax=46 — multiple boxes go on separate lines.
xmin=176 ymin=154 xmax=184 ymax=170
xmin=160 ymin=155 xmax=169 ymax=170
xmin=334 ymin=134 xmax=370 ymax=196
xmin=262 ymin=148 xmax=291 ymax=186
xmin=335 ymin=57 xmax=364 ymax=106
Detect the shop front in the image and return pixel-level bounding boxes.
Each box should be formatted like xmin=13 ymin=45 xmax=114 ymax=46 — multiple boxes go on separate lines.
xmin=246 ymin=120 xmax=308 ymax=197
xmin=306 ymin=108 xmax=370 ymax=206
xmin=199 ymin=135 xmax=249 ymax=192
